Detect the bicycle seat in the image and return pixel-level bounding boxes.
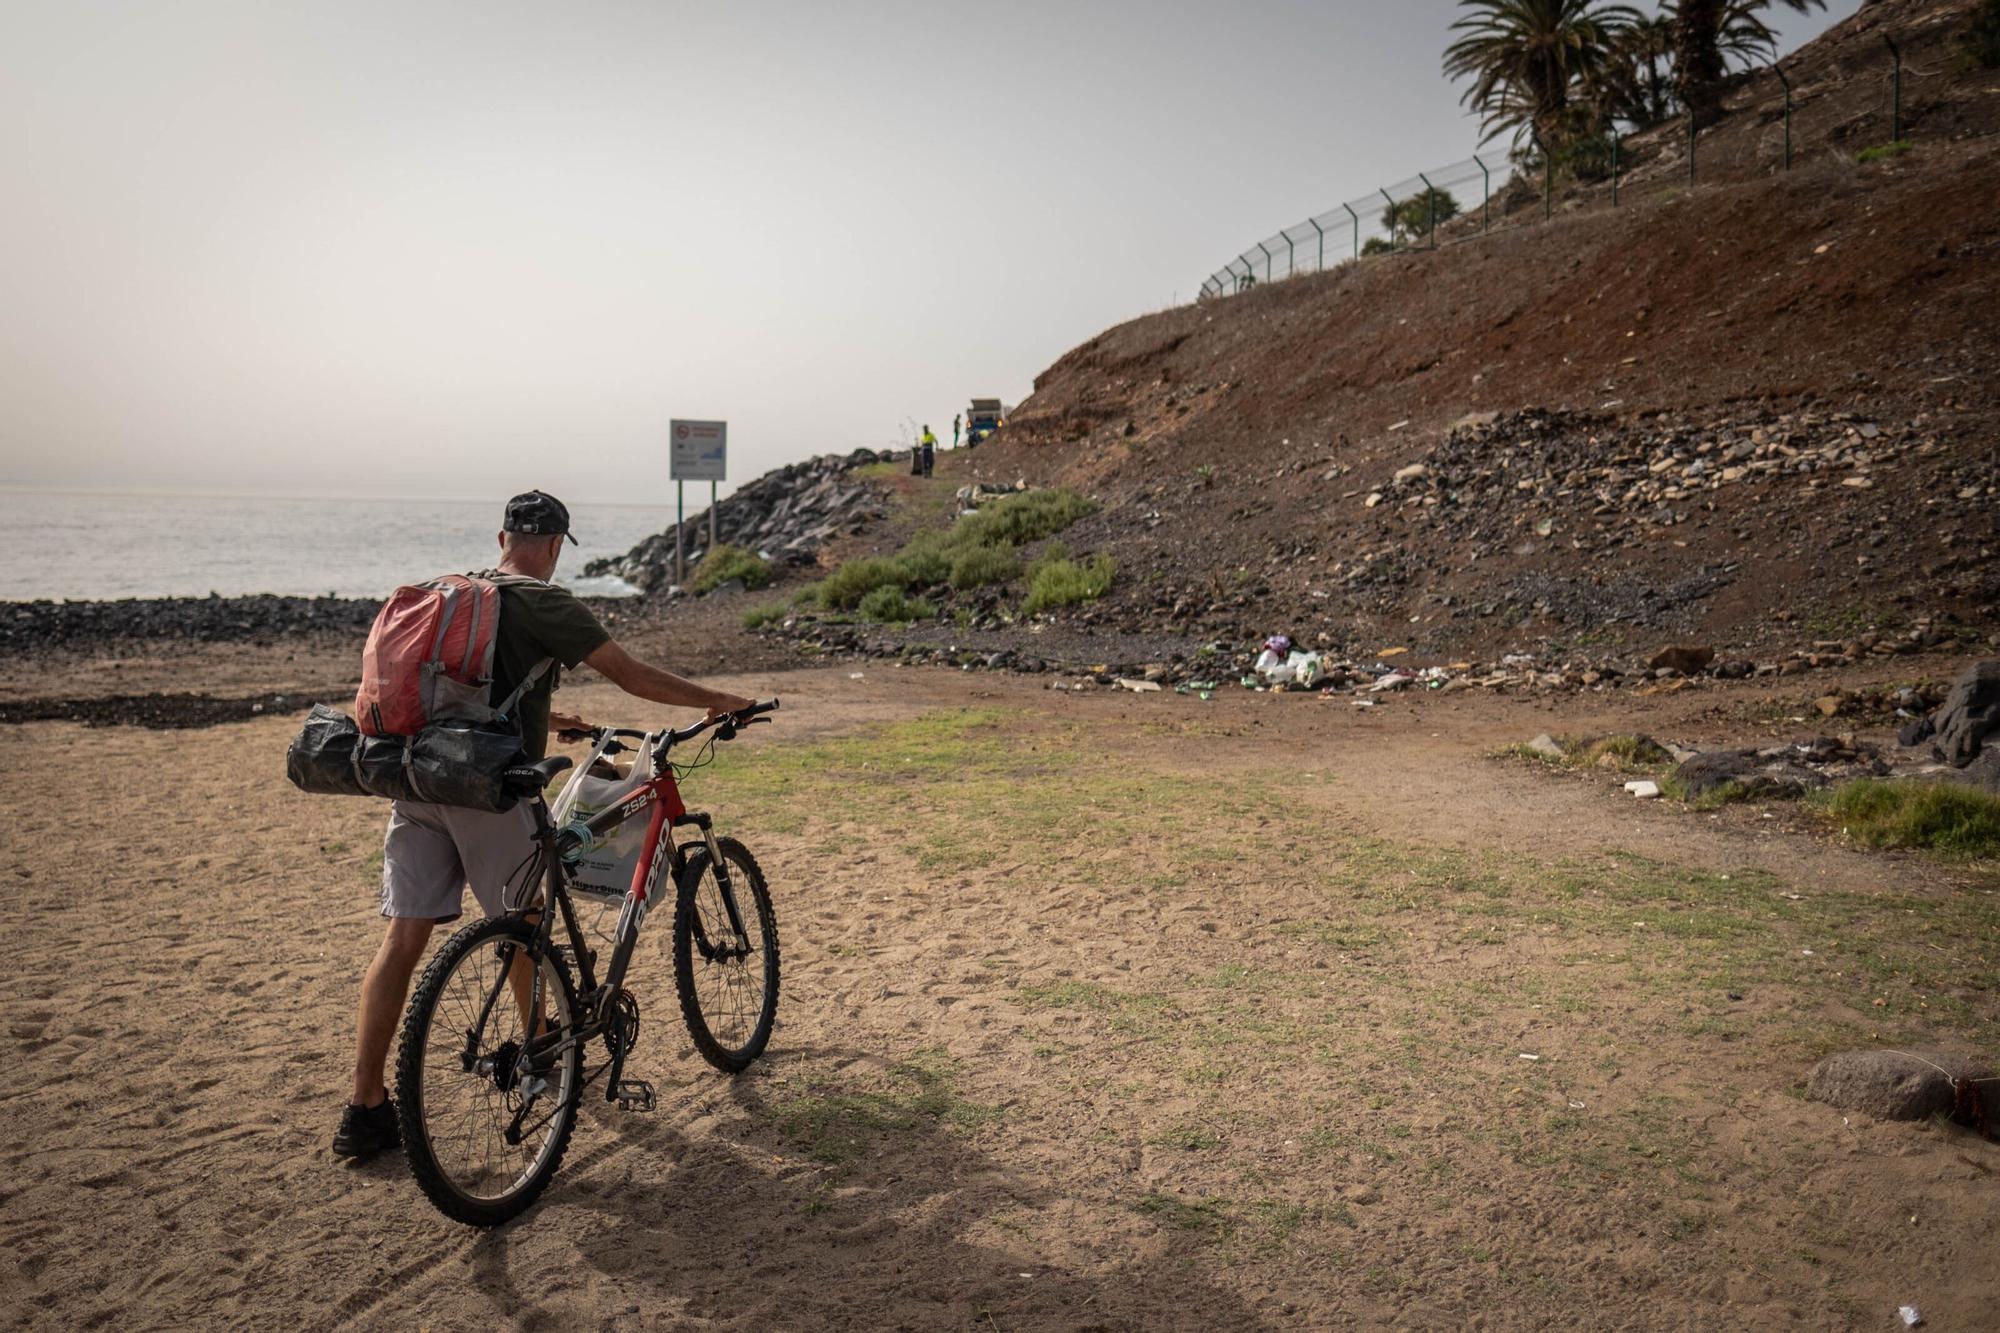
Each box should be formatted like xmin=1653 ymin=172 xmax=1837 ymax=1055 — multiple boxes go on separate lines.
xmin=503 ymin=755 xmax=573 ymax=795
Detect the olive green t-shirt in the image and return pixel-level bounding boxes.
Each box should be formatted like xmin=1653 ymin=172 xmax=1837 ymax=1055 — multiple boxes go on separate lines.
xmin=475 ymin=572 xmax=611 ymax=759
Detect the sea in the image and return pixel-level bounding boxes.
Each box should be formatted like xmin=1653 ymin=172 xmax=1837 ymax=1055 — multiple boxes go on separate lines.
xmin=8 ymin=490 xmax=680 ymax=602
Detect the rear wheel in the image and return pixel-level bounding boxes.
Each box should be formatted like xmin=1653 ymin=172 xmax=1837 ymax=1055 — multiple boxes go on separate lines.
xmin=396 ymin=916 xmax=581 ymax=1226
xmin=672 ymin=837 xmax=780 ymax=1072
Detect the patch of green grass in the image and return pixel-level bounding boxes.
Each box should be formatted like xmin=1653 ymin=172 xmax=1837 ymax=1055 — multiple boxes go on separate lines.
xmin=1150 ymin=1121 xmax=1223 ymax=1151
xmin=1580 ymin=735 xmax=1671 ymax=771
xmin=856 ymin=585 xmax=936 ymax=624
xmin=1816 ymin=779 xmax=2000 ymax=858
xmin=1276 ymin=919 xmax=1387 ymax=950
xmin=1657 ymin=773 xmax=1757 ymax=810
xmin=1136 ymin=1192 xmax=1234 ymax=1237
xmin=690 ymin=543 xmax=773 ymax=593
xmin=773 ymin=1047 xmax=995 ymax=1165
xmin=741 ymin=601 xmax=788 ymax=630
xmin=1023 ymin=552 xmax=1115 ymax=615
xmin=1856 ymin=139 xmax=1913 ymax=164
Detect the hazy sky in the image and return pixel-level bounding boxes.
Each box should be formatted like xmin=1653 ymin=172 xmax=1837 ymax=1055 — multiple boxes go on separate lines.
xmin=0 ymin=0 xmax=1857 ymax=505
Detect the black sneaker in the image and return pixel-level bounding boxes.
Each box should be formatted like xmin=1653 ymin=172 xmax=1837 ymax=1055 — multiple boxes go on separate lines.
xmin=333 ymin=1097 xmax=402 ymax=1159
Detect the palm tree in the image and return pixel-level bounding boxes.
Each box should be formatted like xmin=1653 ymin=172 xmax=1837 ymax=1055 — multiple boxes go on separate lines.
xmin=1601 ymin=3 xmax=1790 ymax=130
xmin=1444 ymin=0 xmax=1643 ymax=155
xmin=1601 ymin=12 xmax=1679 ymax=129
xmin=1676 ymin=0 xmax=1825 ymax=122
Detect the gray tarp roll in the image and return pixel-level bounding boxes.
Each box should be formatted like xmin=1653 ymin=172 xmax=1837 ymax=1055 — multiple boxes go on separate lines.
xmin=286 ymin=703 xmax=526 ymax=813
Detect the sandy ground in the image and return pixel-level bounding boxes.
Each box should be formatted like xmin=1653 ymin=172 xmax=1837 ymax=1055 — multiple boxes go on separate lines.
xmin=4 ymin=656 xmax=1997 ymax=1331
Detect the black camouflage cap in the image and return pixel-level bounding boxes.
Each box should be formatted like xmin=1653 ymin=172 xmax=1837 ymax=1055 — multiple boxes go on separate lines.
xmin=503 ymin=490 xmax=578 ymax=545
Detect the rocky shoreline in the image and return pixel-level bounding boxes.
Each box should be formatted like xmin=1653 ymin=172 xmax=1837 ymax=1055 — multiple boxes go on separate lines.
xmin=584 ymin=447 xmax=892 ymax=593
xmin=0 ymin=590 xmax=655 ymax=658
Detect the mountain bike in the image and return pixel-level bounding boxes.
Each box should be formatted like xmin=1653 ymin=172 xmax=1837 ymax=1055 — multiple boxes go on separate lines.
xmin=393 ymin=700 xmax=781 ymax=1226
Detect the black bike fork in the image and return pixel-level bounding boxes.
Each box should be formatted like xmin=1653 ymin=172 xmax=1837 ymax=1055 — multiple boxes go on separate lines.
xmin=678 ymin=813 xmax=750 ymax=951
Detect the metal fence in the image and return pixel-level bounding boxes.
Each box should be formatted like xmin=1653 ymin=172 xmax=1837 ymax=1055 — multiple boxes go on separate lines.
xmin=1196 ymin=34 xmax=1930 ymax=301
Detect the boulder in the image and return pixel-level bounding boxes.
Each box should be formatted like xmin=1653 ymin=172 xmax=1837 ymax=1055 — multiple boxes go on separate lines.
xmin=1932 ymin=660 xmax=2000 ymax=769
xmin=1948 ymin=747 xmax=2000 ymax=797
xmin=1647 ymin=644 xmax=1716 ymax=676
xmin=1671 ymin=750 xmax=1809 ymax=800
xmin=1806 ymin=1050 xmax=1993 ymax=1122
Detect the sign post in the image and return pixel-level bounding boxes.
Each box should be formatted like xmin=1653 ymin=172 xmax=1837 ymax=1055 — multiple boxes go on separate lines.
xmin=668 ymin=419 xmax=727 ymax=587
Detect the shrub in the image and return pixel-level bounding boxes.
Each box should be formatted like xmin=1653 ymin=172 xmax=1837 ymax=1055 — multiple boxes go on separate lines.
xmin=1818 ymin=779 xmax=2000 ymax=858
xmin=742 ymin=602 xmax=787 ymax=630
xmin=791 ymin=580 xmax=823 ymax=606
xmin=948 ymin=544 xmax=1019 ymax=591
xmin=1361 ymin=236 xmax=1394 ymax=257
xmin=1967 ymin=0 xmax=2000 ymax=69
xmin=892 ymin=530 xmax=954 ymax=586
xmin=857 ymin=585 xmax=936 ymax=624
xmin=690 ymin=544 xmax=772 ymax=594
xmin=819 ymin=558 xmax=910 ymax=610
xmin=1023 ymin=553 xmax=1115 ymax=615
xmin=1856 ymin=140 xmax=1913 ymax=164
xmin=815 ymin=487 xmax=1093 ymax=612
xmin=950 ymin=489 xmax=1097 ymax=551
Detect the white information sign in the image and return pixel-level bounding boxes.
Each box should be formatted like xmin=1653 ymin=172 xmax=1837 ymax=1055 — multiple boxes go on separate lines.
xmin=669 ymin=419 xmax=728 ymax=481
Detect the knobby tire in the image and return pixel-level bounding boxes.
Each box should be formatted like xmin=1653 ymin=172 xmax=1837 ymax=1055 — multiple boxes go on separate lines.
xmin=396 ymin=915 xmax=581 ymax=1227
xmin=672 ymin=837 xmax=780 ymax=1072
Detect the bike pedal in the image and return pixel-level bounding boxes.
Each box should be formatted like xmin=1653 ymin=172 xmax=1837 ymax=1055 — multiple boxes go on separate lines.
xmin=612 ymin=1079 xmax=657 ymax=1113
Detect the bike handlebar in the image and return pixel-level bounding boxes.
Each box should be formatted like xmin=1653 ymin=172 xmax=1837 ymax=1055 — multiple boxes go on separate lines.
xmin=558 ymin=698 xmax=779 ymax=750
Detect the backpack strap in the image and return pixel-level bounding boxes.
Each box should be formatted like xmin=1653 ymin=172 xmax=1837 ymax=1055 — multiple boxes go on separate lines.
xmin=493 ymin=657 xmax=555 ymax=723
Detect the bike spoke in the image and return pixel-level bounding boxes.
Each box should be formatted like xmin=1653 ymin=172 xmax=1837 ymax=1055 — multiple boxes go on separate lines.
xmin=415 ymin=935 xmax=575 ymax=1204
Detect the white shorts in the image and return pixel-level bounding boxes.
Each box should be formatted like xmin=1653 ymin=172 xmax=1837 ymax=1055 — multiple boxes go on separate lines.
xmin=379 ymin=800 xmax=540 ymax=921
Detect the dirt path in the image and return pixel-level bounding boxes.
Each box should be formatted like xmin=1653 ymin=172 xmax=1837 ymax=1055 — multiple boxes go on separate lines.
xmin=4 ymin=663 xmax=1994 ymax=1330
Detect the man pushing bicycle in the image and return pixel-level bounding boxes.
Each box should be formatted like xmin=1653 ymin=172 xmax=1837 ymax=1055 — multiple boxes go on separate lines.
xmin=333 ymin=490 xmax=754 ymax=1159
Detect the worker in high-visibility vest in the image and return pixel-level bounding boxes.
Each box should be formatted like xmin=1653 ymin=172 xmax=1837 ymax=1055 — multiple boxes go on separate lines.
xmin=919 ymin=425 xmax=938 ymax=478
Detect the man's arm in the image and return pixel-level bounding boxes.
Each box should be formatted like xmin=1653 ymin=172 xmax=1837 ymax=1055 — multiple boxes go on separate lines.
xmin=582 ymin=641 xmax=754 ymax=720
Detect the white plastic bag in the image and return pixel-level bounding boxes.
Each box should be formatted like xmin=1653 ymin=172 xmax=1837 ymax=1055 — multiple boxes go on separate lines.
xmin=557 ymin=755 xmax=653 ymax=900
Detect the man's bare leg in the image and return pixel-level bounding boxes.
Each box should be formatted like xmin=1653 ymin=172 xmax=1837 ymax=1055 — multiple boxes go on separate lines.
xmin=352 ymin=917 xmax=436 ymax=1106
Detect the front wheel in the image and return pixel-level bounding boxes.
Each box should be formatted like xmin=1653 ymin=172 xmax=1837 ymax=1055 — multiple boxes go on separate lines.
xmin=396 ymin=916 xmax=582 ymax=1226
xmin=672 ymin=836 xmax=780 ymax=1072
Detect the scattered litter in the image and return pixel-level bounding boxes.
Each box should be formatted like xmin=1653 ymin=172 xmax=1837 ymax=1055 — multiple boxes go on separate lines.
xmin=1254 ymin=641 xmax=1323 ymax=689
xmin=1802 ymin=948 xmax=1816 ymax=956
xmin=1624 ymin=780 xmax=1661 ymax=799
xmin=1568 ymin=1099 xmax=1586 ymax=1110
xmin=848 ymin=672 xmax=865 ymax=680
xmin=1376 ymin=646 xmax=1408 ymax=658
xmin=1387 ymin=419 xmax=1410 ymax=431
xmin=1351 ymin=697 xmax=1378 ymax=709
xmin=1518 ymin=1053 xmax=1541 ymax=1062
xmin=1899 ymin=1305 xmax=1923 ymax=1328
xmin=1115 ymin=678 xmax=1163 ymax=693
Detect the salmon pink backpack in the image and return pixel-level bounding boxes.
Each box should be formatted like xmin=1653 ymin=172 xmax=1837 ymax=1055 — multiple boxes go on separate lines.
xmin=354 ymin=574 xmax=550 ymax=737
